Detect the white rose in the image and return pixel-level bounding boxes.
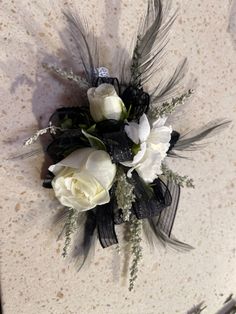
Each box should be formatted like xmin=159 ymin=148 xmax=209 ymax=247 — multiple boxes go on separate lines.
xmin=121 ymin=114 xmax=172 ymax=183
xmin=49 ymin=148 xmax=116 ymax=211
xmin=87 ymin=83 xmax=127 ymax=122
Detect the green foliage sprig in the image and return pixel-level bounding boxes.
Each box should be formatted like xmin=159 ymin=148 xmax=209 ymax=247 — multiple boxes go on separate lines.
xmin=129 ymin=214 xmax=143 ymax=291
xmin=115 ymin=167 xmax=136 ymax=222
xmin=162 ymin=164 xmax=195 ymax=188
xmin=62 ymin=208 xmax=78 ymax=257
xmin=42 ymin=63 xmax=89 ymax=88
xmin=150 ymin=89 xmax=194 ymax=118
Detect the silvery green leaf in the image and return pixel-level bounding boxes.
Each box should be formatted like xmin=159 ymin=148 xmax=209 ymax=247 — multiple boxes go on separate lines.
xmin=82 ymin=130 xmax=106 ymax=151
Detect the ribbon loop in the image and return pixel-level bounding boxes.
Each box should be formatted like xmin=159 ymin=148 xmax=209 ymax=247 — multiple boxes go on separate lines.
xmin=130 ymin=171 xmax=172 ymax=220
xmin=96 ymin=201 xmax=118 ymax=248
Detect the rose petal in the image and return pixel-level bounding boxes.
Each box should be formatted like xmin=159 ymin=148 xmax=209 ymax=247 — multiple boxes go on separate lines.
xmin=85 ymin=150 xmax=116 ymax=189
xmin=49 ymin=148 xmax=96 ymax=175
xmin=94 ymin=83 xmax=117 ymax=97
xmin=102 ymin=96 xmax=124 ymax=120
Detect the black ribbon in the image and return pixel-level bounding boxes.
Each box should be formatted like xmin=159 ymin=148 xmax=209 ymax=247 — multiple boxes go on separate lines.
xmin=113 ymin=171 xmax=173 ymax=224
xmin=95 ymin=120 xmax=133 ymax=163
xmin=156 ymin=180 xmax=180 ymax=237
xmin=121 ymin=86 xmax=150 ymax=120
xmin=168 ymin=130 xmax=180 ymax=153
xmin=130 ymin=171 xmax=172 ymax=220
xmin=46 ymin=130 xmax=87 ymax=163
xmin=42 ymin=170 xmax=54 ymax=189
xmin=46 ymin=107 xmax=92 ymax=163
xmin=49 ymin=107 xmax=92 ymax=136
xmin=96 ymin=198 xmax=118 ymax=248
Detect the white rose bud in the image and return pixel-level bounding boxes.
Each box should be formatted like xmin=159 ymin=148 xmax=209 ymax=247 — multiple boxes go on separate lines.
xmin=87 ymin=83 xmax=127 ymax=122
xmin=49 ymin=148 xmax=116 ymax=211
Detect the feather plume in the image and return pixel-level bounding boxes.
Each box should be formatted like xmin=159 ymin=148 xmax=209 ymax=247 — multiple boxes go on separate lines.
xmin=72 ymin=212 xmax=97 ymax=271
xmin=63 ymin=11 xmax=99 ymax=85
xmin=173 ymin=120 xmax=231 ymax=151
xmin=151 ymin=58 xmax=188 ymax=104
xmin=187 ymin=302 xmax=206 ymax=314
xmin=131 ymin=0 xmax=176 ymax=86
xmin=149 ymin=221 xmax=193 ymax=251
xmin=8 ymin=148 xmax=43 ymax=160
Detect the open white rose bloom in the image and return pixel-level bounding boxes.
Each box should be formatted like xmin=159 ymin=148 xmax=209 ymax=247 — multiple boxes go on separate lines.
xmin=122 ymin=114 xmax=172 ymax=183
xmin=49 ymin=148 xmax=116 ymax=211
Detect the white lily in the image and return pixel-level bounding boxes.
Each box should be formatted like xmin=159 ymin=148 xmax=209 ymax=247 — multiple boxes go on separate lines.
xmin=122 ymin=114 xmax=172 ymax=183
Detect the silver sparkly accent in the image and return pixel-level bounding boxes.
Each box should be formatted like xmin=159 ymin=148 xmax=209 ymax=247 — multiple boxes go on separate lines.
xmin=96 ymin=67 xmax=110 ymax=77
xmin=42 ymin=63 xmax=89 ymax=88
xmin=23 ymin=122 xmax=62 ymax=146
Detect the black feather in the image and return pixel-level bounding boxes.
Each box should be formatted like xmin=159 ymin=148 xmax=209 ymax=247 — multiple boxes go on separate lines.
xmin=151 ymin=58 xmax=188 ymax=104
xmin=131 ymin=0 xmax=176 ymax=86
xmin=73 ymin=211 xmax=97 ymax=271
xmin=173 ymin=120 xmax=231 ymax=151
xmin=64 ymin=11 xmax=99 ymax=85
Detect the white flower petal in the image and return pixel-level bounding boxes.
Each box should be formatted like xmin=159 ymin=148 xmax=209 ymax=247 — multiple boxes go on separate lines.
xmin=92 ymin=189 xmax=110 ymax=206
xmin=85 ymin=150 xmax=116 ymax=189
xmin=122 ymin=115 xmax=172 ymax=183
xmin=124 ymin=121 xmax=140 ymax=144
xmin=49 ymin=148 xmax=96 ymax=175
xmin=94 ymin=83 xmax=117 ymax=97
xmin=138 ymin=114 xmax=150 ymax=142
xmin=152 ymin=116 xmax=167 ymax=127
xmin=148 ymin=126 xmax=172 ymax=145
xmin=135 ymin=149 xmax=163 ymax=183
xmin=120 ymin=143 xmax=147 ymax=168
xmin=133 ymin=142 xmax=147 ymax=164
xmin=102 ymin=96 xmax=124 ymax=120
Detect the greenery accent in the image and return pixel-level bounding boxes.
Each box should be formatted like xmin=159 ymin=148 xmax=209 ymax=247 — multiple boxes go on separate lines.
xmin=150 ymin=89 xmax=194 ymax=118
xmin=82 ymin=129 xmax=107 ymax=151
xmin=132 ymin=143 xmax=141 ymax=156
xmin=62 ymin=208 xmax=78 ymax=258
xmin=115 ymin=167 xmax=136 ymax=221
xmin=42 ymin=63 xmax=89 ymax=88
xmin=129 ymin=214 xmax=142 ymax=291
xmin=161 ymin=164 xmax=195 ymax=188
xmin=61 ymin=116 xmax=73 ymax=129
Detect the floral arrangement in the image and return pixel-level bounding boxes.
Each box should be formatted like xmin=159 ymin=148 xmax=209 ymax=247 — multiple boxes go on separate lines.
xmin=24 ymin=0 xmax=229 ymax=291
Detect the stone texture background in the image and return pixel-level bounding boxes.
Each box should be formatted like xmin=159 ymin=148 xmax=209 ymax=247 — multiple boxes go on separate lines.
xmin=0 ymin=0 xmax=236 ymax=313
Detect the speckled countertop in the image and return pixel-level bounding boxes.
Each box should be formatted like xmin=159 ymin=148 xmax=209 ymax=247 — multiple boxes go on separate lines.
xmin=1 ymin=1 xmax=236 ymax=313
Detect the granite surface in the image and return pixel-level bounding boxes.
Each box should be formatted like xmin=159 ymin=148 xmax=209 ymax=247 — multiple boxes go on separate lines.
xmin=1 ymin=0 xmax=236 ymax=313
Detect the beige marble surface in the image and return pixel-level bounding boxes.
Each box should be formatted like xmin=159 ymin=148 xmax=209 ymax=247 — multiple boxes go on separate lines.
xmin=1 ymin=0 xmax=236 ymax=313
